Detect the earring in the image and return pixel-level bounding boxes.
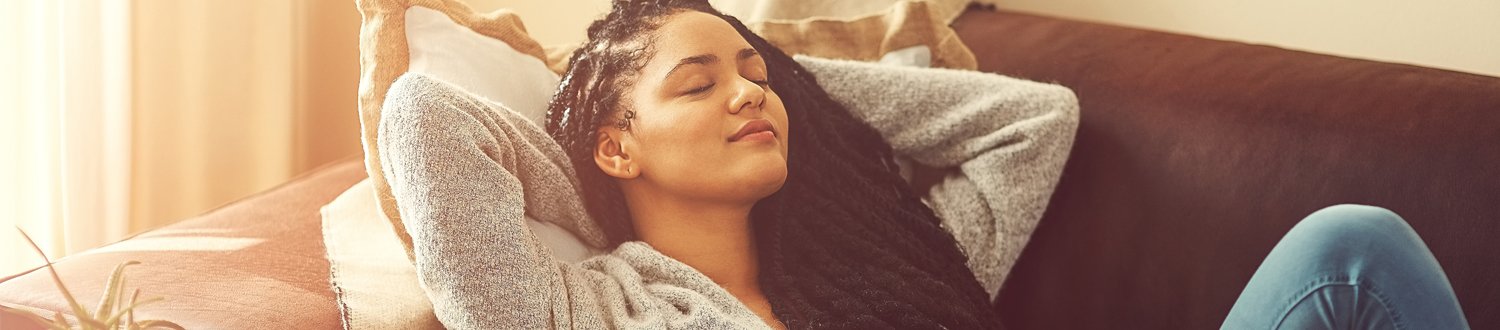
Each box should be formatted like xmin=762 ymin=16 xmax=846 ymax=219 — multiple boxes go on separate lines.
xmin=615 ymin=110 xmax=636 ymax=131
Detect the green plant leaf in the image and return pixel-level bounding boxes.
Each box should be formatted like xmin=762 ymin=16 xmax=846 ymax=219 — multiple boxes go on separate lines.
xmin=127 ymin=289 xmax=141 ymax=330
xmin=14 ymin=227 xmax=181 ymax=329
xmin=16 ymin=228 xmax=92 ymax=328
xmin=51 ymin=310 xmax=70 ymax=330
xmin=134 ymin=319 xmax=185 ymax=330
xmin=78 ymin=316 xmax=108 ymax=329
xmin=94 ymin=260 xmax=140 ymax=322
xmin=103 ymin=296 xmax=163 ymax=326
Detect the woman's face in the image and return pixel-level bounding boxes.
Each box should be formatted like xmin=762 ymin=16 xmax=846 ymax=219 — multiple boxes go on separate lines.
xmin=599 ymin=10 xmax=790 ymax=204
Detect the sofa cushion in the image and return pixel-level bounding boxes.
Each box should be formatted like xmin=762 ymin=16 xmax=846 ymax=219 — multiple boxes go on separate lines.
xmin=0 ymin=159 xmax=367 ymax=329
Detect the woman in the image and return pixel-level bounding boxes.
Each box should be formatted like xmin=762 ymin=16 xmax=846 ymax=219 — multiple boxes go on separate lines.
xmin=379 ymin=0 xmax=1468 ymax=329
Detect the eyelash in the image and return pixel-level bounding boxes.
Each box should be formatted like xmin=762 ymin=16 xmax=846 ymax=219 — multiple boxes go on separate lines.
xmin=685 ymin=83 xmax=715 ymax=95
xmin=685 ymin=78 xmax=771 ymax=95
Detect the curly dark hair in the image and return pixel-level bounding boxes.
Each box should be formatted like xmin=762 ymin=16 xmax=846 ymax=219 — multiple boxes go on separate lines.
xmin=544 ymin=0 xmax=1003 ymax=328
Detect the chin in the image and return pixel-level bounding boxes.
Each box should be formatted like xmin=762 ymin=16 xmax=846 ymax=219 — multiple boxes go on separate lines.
xmin=734 ymin=160 xmax=789 ymax=199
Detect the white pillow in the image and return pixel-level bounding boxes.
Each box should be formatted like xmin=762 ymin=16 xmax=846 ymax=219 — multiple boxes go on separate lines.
xmin=404 ymin=6 xmax=560 ymax=126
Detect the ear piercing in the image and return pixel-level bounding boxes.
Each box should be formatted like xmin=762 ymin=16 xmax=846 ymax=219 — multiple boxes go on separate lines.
xmin=615 ymin=110 xmax=636 ymax=131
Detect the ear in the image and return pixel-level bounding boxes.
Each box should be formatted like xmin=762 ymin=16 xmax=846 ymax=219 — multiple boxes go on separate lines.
xmin=594 ymin=129 xmax=639 ymax=179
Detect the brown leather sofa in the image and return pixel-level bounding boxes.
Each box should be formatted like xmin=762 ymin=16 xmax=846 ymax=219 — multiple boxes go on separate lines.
xmin=954 ymin=9 xmax=1499 ymax=329
xmin=4 ymin=7 xmax=1496 ymax=329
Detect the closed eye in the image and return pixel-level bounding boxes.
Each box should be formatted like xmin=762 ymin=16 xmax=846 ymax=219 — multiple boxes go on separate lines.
xmin=685 ymin=83 xmax=715 ymax=95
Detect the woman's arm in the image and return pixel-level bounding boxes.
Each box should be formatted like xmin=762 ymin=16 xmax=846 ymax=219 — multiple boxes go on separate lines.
xmin=795 ymin=55 xmax=1080 ymax=298
xmin=379 ymin=73 xmax=592 ymax=328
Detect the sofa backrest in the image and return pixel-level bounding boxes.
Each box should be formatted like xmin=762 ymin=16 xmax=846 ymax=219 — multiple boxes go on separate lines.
xmin=954 ymin=8 xmax=1500 ymax=329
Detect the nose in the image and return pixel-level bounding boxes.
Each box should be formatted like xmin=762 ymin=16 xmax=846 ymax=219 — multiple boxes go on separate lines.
xmin=727 ymin=77 xmax=766 ymax=115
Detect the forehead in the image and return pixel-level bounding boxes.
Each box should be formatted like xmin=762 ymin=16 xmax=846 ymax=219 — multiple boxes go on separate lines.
xmin=644 ymin=11 xmax=752 ymax=67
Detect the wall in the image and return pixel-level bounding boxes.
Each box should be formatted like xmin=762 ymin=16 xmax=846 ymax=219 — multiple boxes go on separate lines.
xmin=462 ymin=0 xmax=1499 ymax=76
xmin=130 ymin=0 xmax=362 ymax=231
xmin=294 ymin=0 xmax=365 ymax=172
xmin=990 ymin=0 xmax=1500 ymax=77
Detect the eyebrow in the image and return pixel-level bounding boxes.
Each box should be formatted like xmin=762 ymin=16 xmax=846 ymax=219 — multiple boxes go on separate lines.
xmin=663 ymin=48 xmax=761 ymax=78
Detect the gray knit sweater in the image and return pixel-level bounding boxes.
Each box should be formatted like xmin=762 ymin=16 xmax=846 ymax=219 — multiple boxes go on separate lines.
xmin=379 ymin=56 xmax=1079 ymax=329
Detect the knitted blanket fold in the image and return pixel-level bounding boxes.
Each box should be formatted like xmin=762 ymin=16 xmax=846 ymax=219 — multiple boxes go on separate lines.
xmin=378 ymin=56 xmax=1078 ymax=329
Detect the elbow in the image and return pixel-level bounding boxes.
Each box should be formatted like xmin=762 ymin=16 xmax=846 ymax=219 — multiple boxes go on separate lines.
xmin=1038 ymin=83 xmax=1081 ymax=129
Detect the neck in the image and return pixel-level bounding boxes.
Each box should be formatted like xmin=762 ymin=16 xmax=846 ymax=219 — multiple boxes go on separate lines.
xmin=624 ymin=192 xmax=762 ymax=297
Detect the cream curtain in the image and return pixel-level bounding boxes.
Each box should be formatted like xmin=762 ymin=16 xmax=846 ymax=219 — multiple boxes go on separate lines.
xmin=1 ymin=0 xmax=133 ymax=275
xmin=1 ymin=0 xmax=361 ymax=276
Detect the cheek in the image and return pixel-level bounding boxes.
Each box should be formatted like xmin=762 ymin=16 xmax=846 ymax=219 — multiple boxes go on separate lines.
xmin=630 ymin=107 xmax=723 ymax=168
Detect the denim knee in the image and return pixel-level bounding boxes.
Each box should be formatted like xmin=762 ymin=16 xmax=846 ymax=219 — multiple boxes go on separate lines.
xmin=1285 ymin=204 xmax=1415 ymax=261
xmin=1298 ymin=204 xmax=1407 ymax=236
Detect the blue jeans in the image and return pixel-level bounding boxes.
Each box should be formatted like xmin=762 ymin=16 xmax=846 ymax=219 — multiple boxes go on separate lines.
xmin=1222 ymin=204 xmax=1469 ymax=329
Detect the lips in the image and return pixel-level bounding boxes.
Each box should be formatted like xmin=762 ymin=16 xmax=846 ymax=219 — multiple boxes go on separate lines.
xmin=729 ymin=119 xmax=776 ymax=142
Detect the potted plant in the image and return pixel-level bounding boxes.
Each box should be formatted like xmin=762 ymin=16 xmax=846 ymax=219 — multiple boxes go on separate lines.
xmin=0 ymin=228 xmax=183 ymax=330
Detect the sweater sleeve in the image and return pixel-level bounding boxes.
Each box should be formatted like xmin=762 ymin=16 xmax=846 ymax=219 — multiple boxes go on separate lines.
xmin=378 ymin=73 xmax=587 ymax=329
xmin=794 ymin=55 xmax=1079 ymax=298
xmin=379 ymin=73 xmax=777 ymax=330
